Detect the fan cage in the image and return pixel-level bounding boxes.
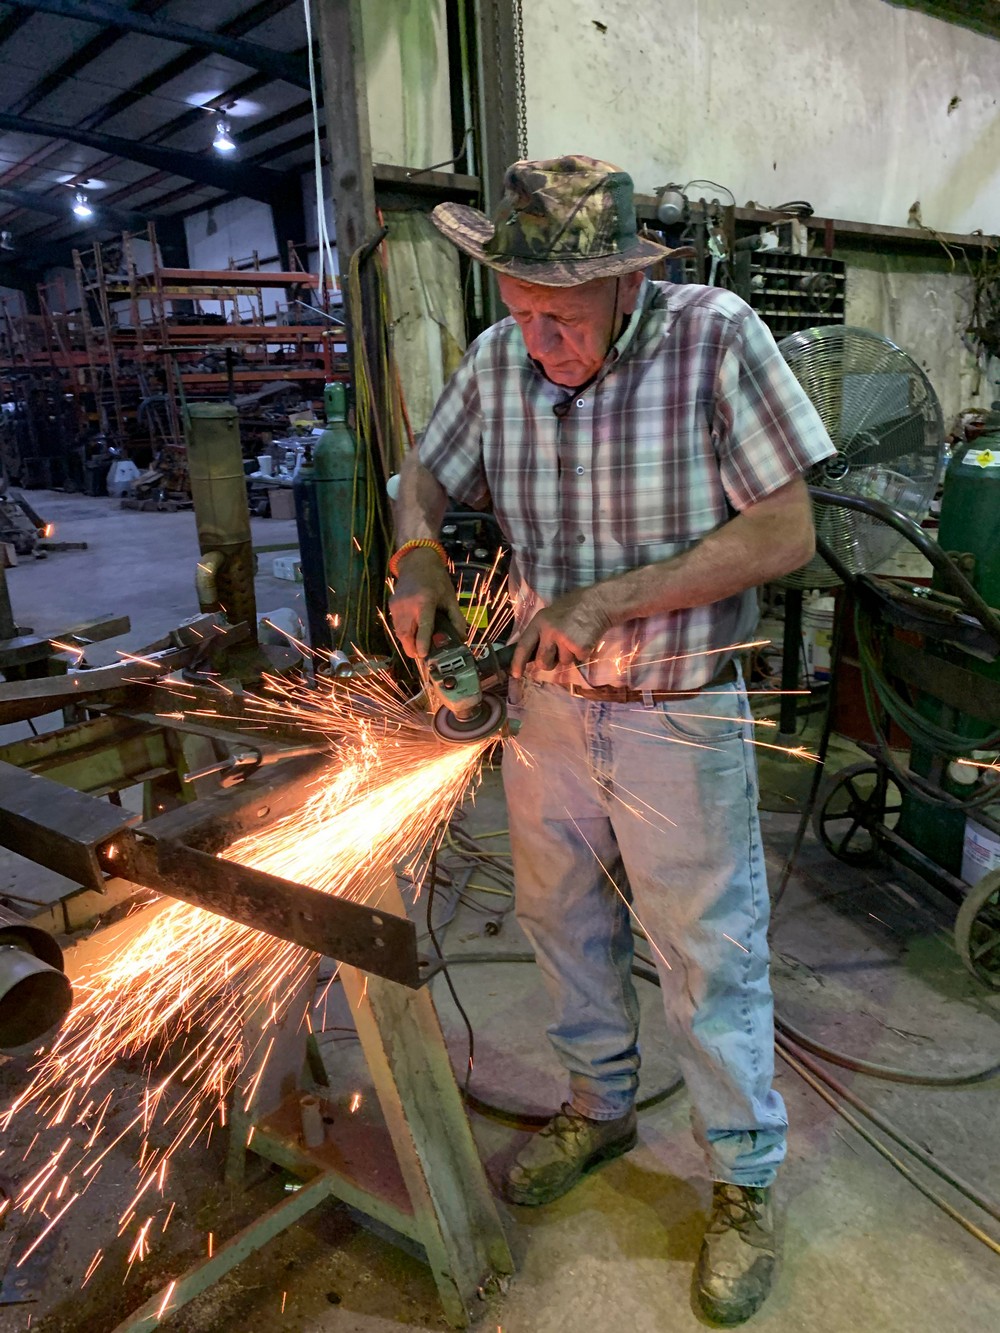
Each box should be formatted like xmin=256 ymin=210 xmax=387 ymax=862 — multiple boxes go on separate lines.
xmin=777 ymin=325 xmax=945 ymax=590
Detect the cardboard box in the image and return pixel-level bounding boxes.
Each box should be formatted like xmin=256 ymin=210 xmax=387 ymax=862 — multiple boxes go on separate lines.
xmin=268 ymin=487 xmax=295 ymax=520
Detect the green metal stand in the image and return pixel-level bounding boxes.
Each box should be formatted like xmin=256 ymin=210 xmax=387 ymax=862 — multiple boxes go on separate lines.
xmin=113 ymin=874 xmax=512 ymax=1331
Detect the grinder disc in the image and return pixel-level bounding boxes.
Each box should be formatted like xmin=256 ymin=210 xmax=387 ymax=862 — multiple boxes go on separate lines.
xmin=432 ymin=694 xmax=505 ymax=743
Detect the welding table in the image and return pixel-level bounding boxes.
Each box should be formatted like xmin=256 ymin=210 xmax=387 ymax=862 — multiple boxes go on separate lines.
xmin=0 ymin=669 xmax=512 ymax=1328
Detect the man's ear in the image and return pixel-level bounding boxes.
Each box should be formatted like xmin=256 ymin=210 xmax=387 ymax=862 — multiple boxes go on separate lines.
xmin=618 ymin=270 xmax=645 ymax=315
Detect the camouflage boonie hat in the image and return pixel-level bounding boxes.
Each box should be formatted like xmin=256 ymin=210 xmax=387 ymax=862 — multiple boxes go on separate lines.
xmin=432 ymin=155 xmax=684 ymax=287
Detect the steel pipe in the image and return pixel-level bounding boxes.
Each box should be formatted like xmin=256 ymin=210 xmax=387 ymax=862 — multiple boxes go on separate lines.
xmin=0 ymin=906 xmax=72 ymax=1049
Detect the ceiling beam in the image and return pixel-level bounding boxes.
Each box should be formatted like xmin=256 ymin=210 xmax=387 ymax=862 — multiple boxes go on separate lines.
xmin=0 ymin=223 xmax=122 ymax=275
xmin=8 ymin=0 xmax=311 ymax=86
xmin=0 ymin=6 xmax=32 ymax=45
xmin=887 ymin=1 xmax=1000 ymax=39
xmin=0 ymin=183 xmax=147 ymax=229
xmin=0 ymin=110 xmax=282 ymax=201
xmin=7 ymin=1 xmax=174 ymax=119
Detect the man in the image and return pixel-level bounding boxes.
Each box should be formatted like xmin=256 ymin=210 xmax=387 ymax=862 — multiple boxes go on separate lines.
xmin=390 ymin=156 xmax=834 ymax=1325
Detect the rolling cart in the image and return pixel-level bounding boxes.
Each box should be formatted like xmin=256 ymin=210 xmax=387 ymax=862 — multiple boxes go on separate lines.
xmin=808 ymin=486 xmax=1000 ymax=991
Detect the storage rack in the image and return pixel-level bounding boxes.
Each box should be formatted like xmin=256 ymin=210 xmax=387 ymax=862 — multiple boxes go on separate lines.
xmin=70 ymin=223 xmax=344 ymax=445
xmin=0 ymin=283 xmax=89 ymax=488
xmin=741 ymin=251 xmax=846 ymax=339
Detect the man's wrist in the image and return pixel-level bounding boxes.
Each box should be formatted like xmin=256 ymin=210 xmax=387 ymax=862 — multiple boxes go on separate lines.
xmin=389 ymin=538 xmax=448 ymax=580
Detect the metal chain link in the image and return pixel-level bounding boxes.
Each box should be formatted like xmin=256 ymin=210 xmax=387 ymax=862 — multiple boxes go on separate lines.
xmin=492 ymin=0 xmax=528 ymax=162
xmin=512 ymin=0 xmax=528 ymax=159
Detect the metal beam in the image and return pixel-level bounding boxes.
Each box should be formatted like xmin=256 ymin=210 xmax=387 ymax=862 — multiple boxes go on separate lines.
xmin=7 ymin=1 xmax=173 ymax=119
xmin=8 ymin=0 xmax=311 ymax=86
xmin=0 ymin=183 xmax=147 ymax=230
xmin=0 ymin=110 xmax=281 ymax=201
xmin=0 ymin=7 xmax=31 ymax=45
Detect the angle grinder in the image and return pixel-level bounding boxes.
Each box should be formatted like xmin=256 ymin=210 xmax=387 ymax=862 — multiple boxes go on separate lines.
xmin=422 ymin=610 xmax=514 ymax=743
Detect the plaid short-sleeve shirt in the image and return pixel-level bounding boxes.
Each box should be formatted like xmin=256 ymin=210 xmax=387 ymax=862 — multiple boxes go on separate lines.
xmin=419 ymin=280 xmax=835 ymax=691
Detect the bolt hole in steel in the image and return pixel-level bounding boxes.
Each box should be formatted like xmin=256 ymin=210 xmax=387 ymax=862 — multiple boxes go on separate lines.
xmin=257 ymin=806 xmax=270 ymax=819
xmin=813 ymin=762 xmax=902 ymax=868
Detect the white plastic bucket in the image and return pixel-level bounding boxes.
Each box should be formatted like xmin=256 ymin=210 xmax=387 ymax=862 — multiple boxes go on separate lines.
xmin=802 ymin=596 xmax=836 ymax=681
xmin=962 ymin=813 xmax=1000 ymax=885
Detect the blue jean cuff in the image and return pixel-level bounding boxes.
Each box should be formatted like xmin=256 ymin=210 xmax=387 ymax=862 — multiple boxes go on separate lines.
xmin=570 ymin=1093 xmax=634 ymax=1122
xmin=712 ymin=1172 xmax=778 ymax=1189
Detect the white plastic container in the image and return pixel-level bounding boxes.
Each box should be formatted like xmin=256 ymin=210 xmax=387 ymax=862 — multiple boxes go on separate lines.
xmin=962 ymin=813 xmax=1000 ymax=885
xmin=271 ymin=554 xmax=302 ymax=582
xmin=802 ymin=595 xmax=836 ymax=680
xmin=106 ymin=458 xmax=141 ymax=497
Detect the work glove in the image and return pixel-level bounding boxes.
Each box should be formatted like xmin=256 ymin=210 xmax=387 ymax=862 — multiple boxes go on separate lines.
xmin=389 ymin=548 xmax=467 ymax=659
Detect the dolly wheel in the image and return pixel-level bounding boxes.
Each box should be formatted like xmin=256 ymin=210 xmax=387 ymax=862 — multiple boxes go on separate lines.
xmin=813 ymin=762 xmax=902 ymax=867
xmin=956 ymin=868 xmax=1000 ymax=992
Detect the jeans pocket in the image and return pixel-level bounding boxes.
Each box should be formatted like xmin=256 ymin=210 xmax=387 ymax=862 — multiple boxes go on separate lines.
xmin=656 ymin=685 xmax=745 ymax=742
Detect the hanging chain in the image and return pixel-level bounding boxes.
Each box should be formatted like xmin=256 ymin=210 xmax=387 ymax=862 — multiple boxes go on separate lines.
xmin=491 ymin=0 xmax=507 ymax=155
xmin=512 ymin=0 xmax=528 ymax=159
xmin=492 ymin=0 xmax=528 ymax=162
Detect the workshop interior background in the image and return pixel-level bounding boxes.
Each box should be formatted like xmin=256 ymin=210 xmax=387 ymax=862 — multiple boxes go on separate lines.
xmin=1 ymin=2 xmax=1000 ymax=1332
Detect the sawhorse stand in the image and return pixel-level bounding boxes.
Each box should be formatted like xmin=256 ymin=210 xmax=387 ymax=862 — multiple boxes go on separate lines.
xmin=115 ymin=874 xmax=513 ymax=1329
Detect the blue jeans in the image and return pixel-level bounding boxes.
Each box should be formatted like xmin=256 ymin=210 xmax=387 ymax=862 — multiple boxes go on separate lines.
xmin=501 ymin=669 xmax=787 ymax=1188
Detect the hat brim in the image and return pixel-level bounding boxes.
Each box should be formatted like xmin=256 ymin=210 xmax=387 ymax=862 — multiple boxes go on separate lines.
xmin=431 ymin=202 xmax=692 ymax=287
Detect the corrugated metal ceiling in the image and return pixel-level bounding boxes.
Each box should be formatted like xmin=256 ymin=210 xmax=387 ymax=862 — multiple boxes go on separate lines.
xmin=0 ymin=0 xmax=319 ymax=269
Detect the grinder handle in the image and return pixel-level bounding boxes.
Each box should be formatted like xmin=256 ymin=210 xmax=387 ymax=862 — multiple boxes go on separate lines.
xmin=431 ymin=607 xmax=466 ymax=650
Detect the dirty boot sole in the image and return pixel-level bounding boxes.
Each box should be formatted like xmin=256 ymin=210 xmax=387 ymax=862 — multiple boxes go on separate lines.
xmin=695 ymin=1262 xmax=774 ymax=1328
xmin=503 ymin=1125 xmax=638 ymax=1207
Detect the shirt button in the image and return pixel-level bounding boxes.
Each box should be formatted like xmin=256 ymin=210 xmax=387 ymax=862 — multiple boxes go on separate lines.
xmin=575 ymin=465 xmax=585 ymax=475
xmin=576 ymin=398 xmax=586 ymax=408
xmin=575 ymin=533 xmax=586 ymax=544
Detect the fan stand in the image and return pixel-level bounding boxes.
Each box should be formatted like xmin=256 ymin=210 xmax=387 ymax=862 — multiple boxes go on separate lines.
xmin=776 ymin=587 xmax=804 ymax=746
xmin=755 ymin=586 xmax=819 ymax=813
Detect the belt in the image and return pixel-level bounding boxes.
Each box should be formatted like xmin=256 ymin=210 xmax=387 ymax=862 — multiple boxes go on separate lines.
xmin=561 ymin=658 xmax=738 ymax=704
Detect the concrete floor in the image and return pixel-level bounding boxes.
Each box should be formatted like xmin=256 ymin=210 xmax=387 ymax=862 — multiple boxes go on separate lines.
xmin=1 ymin=491 xmax=999 ymax=1332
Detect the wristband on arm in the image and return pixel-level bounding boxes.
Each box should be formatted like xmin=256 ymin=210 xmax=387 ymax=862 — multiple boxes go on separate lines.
xmin=388 ymin=538 xmax=449 ymax=580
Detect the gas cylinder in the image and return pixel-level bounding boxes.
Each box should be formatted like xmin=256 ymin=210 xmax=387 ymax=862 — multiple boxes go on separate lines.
xmin=292 ymin=442 xmax=331 ymax=654
xmin=897 ymin=430 xmax=1000 ymax=873
xmin=312 ymin=383 xmax=372 ymax=653
xmin=937 ymin=431 xmax=1000 ymax=611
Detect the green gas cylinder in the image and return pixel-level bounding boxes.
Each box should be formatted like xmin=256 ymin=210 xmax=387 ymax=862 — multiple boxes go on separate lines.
xmin=313 ymin=383 xmax=372 ymax=653
xmin=938 ymin=431 xmax=1000 ymax=609
xmin=897 ymin=431 xmax=1000 ymax=873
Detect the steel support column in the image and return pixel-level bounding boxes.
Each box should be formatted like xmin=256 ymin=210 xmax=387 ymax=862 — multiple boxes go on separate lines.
xmin=314 ymin=0 xmax=390 ymax=649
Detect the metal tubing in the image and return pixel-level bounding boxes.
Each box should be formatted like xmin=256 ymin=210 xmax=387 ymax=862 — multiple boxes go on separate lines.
xmin=185 ymin=404 xmax=257 ymax=641
xmin=0 ymin=904 xmax=72 ymax=1049
xmin=780 ymin=588 xmax=804 ymax=736
xmin=0 ymin=946 xmax=72 ymax=1050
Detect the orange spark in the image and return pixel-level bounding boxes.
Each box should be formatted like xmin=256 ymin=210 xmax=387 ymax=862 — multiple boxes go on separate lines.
xmin=1 ymin=654 xmax=492 ymax=1277
xmin=156 ymin=1279 xmax=177 ymax=1319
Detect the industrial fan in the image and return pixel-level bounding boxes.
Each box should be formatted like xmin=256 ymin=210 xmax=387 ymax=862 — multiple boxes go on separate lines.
xmin=768 ymin=325 xmax=946 ymax=746
xmin=779 ymin=325 xmax=945 ymax=588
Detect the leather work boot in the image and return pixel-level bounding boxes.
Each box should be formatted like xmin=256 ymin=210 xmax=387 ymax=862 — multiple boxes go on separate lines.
xmin=695 ymin=1183 xmax=777 ymax=1325
xmin=504 ymin=1102 xmax=638 ymax=1206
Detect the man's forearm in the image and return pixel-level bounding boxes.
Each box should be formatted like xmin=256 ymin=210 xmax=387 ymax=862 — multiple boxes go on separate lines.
xmin=593 ymin=484 xmax=815 ymax=627
xmin=395 ymin=449 xmax=449 ymax=543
